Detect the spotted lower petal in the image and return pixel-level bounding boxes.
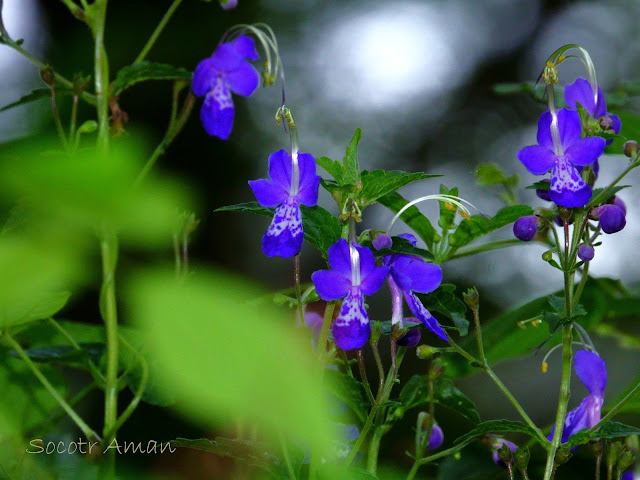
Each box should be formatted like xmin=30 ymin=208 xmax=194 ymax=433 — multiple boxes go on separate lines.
xmin=200 ymin=77 xmax=234 ymax=139
xmin=548 ymin=157 xmax=592 ymax=208
xmin=331 ymin=289 xmax=370 ymax=350
xmin=262 ymin=200 xmax=303 ymax=258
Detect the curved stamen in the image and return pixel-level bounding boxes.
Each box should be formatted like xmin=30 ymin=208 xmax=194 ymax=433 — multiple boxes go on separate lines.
xmin=386 ymin=194 xmax=475 ymax=234
xmin=541 ymin=340 xmax=589 ymax=373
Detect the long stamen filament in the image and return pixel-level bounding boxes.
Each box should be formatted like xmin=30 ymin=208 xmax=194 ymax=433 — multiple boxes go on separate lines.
xmin=541 ymin=340 xmax=590 ymax=373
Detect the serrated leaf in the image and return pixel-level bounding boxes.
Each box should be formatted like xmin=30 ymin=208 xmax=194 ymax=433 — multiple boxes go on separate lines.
xmin=342 ymin=128 xmax=362 ymax=186
xmin=357 ymin=170 xmax=439 ymax=207
xmin=0 ymin=88 xmax=74 ymax=113
xmin=587 ymin=185 xmax=630 ymax=208
xmin=448 ymin=205 xmax=533 ymax=249
xmin=567 ymin=422 xmax=640 ymax=448
xmin=454 ymin=420 xmax=537 ymax=445
xmin=325 ymin=369 xmax=370 ymax=423
xmin=317 ymin=156 xmax=345 ymax=184
xmin=398 ymin=375 xmax=480 ymax=424
xmin=214 ymin=202 xmax=341 ymax=256
xmin=112 ymin=61 xmax=192 ymax=96
xmin=377 ymin=192 xmax=437 ymax=250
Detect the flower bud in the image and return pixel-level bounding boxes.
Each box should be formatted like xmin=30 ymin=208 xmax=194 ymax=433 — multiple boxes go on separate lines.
xmin=554 ymin=444 xmax=572 ymax=465
xmin=623 ymin=140 xmax=639 ymax=158
xmin=614 ymin=196 xmax=627 ymax=215
xmin=428 ymin=361 xmax=446 ymax=379
xmin=588 ymin=440 xmax=603 ymax=458
xmin=514 ymin=446 xmax=530 ymax=472
xmin=593 ymin=205 xmax=626 ymax=234
xmin=600 ymin=116 xmax=613 ymax=129
xmin=513 ymin=216 xmax=539 ymax=242
xmin=372 ymin=233 xmax=392 ymax=250
xmin=416 ymin=345 xmax=437 ymax=359
xmin=617 ymin=450 xmax=636 ymax=472
xmin=462 ymin=287 xmax=479 ymax=311
xmin=578 ymin=244 xmax=595 ymax=262
xmin=542 ymin=250 xmax=554 ymax=262
xmin=497 ymin=443 xmax=514 ymax=465
xmin=397 ymin=328 xmax=421 ymax=347
xmin=39 ymin=66 xmax=55 ymax=86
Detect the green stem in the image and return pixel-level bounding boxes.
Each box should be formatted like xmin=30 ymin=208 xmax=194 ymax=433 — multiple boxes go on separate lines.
xmin=88 ymin=0 xmax=110 ymax=151
xmin=589 ymin=157 xmax=640 ymax=208
xmin=572 ymin=262 xmax=589 ymax=309
xmin=371 ymin=342 xmax=385 ymax=395
xmin=133 ymin=0 xmax=184 ymax=64
xmin=69 ymin=94 xmax=79 ymax=144
xmin=357 ymin=349 xmax=375 ymax=404
xmin=59 ymin=0 xmax=85 ymax=20
xmin=5 ymin=334 xmax=100 ymax=441
xmin=543 ymin=324 xmax=573 ymax=480
xmin=278 ymin=432 xmax=296 ymax=480
xmin=48 ymin=85 xmax=68 ymax=149
xmin=366 ymin=427 xmax=384 ymax=473
xmin=449 ymin=239 xmax=523 ymax=260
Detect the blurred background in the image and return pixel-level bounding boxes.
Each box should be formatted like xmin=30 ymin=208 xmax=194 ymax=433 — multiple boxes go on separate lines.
xmin=2 ymin=0 xmax=640 ymax=478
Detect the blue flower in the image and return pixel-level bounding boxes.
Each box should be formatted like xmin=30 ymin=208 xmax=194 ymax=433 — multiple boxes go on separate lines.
xmin=192 ymin=35 xmax=260 ymax=139
xmin=249 ymin=149 xmax=320 ymax=257
xmin=565 ymin=78 xmax=621 ymax=144
xmin=550 ymin=350 xmax=606 ymax=445
xmin=517 ymin=108 xmax=605 ymax=208
xmin=419 ymin=422 xmax=444 ymax=450
xmin=311 ymin=239 xmax=390 ymax=350
xmin=383 ymin=234 xmax=446 ymax=341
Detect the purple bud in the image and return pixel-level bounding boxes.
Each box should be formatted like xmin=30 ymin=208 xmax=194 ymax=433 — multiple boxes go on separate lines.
xmin=578 ymin=245 xmax=595 ymax=262
xmin=219 ymin=0 xmax=238 ymax=9
xmin=536 ymin=179 xmax=551 ymax=201
xmin=513 ymin=216 xmax=538 ymax=242
xmin=491 ymin=438 xmax=517 ymax=467
xmin=397 ymin=328 xmax=421 ymax=347
xmin=593 ymin=205 xmax=626 ymax=234
xmin=623 ymin=140 xmax=639 ymax=158
xmin=427 ymin=424 xmax=444 ymax=450
xmin=600 ymin=116 xmax=613 ymax=129
xmin=372 ymin=234 xmax=392 ymax=250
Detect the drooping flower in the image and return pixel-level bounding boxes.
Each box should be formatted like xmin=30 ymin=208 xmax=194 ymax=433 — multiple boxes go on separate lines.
xmin=486 ymin=436 xmax=517 ymax=467
xmin=550 ymin=350 xmax=606 ymax=445
xmin=311 ymin=238 xmax=389 ymax=350
xmin=513 ymin=216 xmax=539 ymax=242
xmin=383 ymin=234 xmax=446 ymax=340
xmin=517 ymin=108 xmax=605 ymax=208
xmin=249 ymin=149 xmax=320 ymax=257
xmin=192 ymin=35 xmax=260 ymax=139
xmin=397 ymin=322 xmax=421 ymax=347
xmin=565 ymin=78 xmax=621 ymax=144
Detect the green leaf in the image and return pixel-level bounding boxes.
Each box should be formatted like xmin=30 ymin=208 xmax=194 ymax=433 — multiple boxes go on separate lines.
xmin=325 ymin=369 xmax=370 ymax=423
xmin=129 ymin=269 xmax=335 ymax=450
xmin=587 ymin=185 xmax=630 ymax=208
xmin=357 ymin=170 xmax=439 ymax=208
xmin=417 ymin=284 xmax=468 ymax=336
xmin=0 ymin=88 xmax=74 ymax=113
xmin=342 ymin=128 xmax=362 ymax=186
xmin=448 ymin=205 xmax=533 ymax=249
xmin=214 ymin=202 xmax=341 ymax=256
xmin=567 ymin=422 xmax=640 ymax=448
xmin=111 ymin=61 xmax=192 ymax=96
xmin=475 ymin=164 xmax=518 ymax=188
xmin=398 ymin=375 xmax=480 ymax=424
xmin=0 ymin=290 xmax=70 ymax=328
xmin=317 ymin=156 xmax=345 ymax=184
xmin=454 ymin=420 xmax=538 ymax=445
xmin=438 ymin=185 xmax=458 ymax=231
xmin=377 ymin=192 xmax=437 ymax=250
xmin=525 ymin=180 xmax=551 ymax=191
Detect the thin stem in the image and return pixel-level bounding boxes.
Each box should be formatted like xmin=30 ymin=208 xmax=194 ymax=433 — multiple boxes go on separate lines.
xmin=89 ymin=0 xmax=110 ymax=151
xmin=371 ymin=342 xmax=385 ymax=396
xmin=590 ymin=156 xmax=640 ymax=207
xmin=5 ymin=334 xmax=101 ymax=441
xmin=59 ymin=0 xmax=85 ymax=20
xmin=133 ymin=0 xmax=184 ymax=64
xmin=592 ymin=379 xmax=640 ymax=430
xmin=69 ymin=94 xmax=79 ymax=144
xmin=357 ymin=349 xmax=375 ymax=404
xmin=366 ymin=427 xmax=383 ymax=474
xmin=572 ymin=262 xmax=589 ymax=309
xmin=317 ymin=301 xmax=335 ymax=360
xmin=278 ymin=432 xmax=296 ymax=480
xmin=49 ymin=85 xmax=68 ymax=149
xmin=172 ymin=234 xmax=182 ymax=278
xmin=449 ymin=239 xmax=523 ymax=260
xmin=294 ymin=255 xmax=304 ymax=329
xmin=346 ymin=405 xmax=378 ymax=465
xmin=596 ymin=454 xmax=601 ymax=480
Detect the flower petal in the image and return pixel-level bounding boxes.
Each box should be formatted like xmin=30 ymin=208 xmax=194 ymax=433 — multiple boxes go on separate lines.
xmin=311 ymin=270 xmax=350 ymax=301
xmin=230 ymin=35 xmax=259 ymax=60
xmin=404 ymin=292 xmax=447 ymax=340
xmin=536 ymin=110 xmax=554 ymax=150
xmin=200 ymin=81 xmax=234 ymax=139
xmin=593 ymin=86 xmax=608 ymax=118
xmin=575 ymin=350 xmax=607 ymax=396
xmin=356 ymin=244 xmax=381 ymax=286
xmin=398 ymin=233 xmax=417 ymax=246
xmin=389 ymin=263 xmax=413 ymax=291
xmin=248 ymin=179 xmax=287 ymax=207
xmin=226 ymin=61 xmax=260 ymax=97
xmin=331 ymin=290 xmax=371 ymax=350
xmin=359 ymin=265 xmax=389 ymax=296
xmin=565 ymin=136 xmax=605 ymax=167
xmin=192 ymin=57 xmax=216 ymax=97
xmin=549 ymin=158 xmax=592 ymax=208
xmin=609 ymin=114 xmax=622 ymax=135
xmin=210 ymin=42 xmax=244 ymax=71
xmin=326 ymin=238 xmax=352 ymax=279
xmin=557 ymin=108 xmax=582 ymax=150
xmin=262 ymin=201 xmax=303 ymax=257
xmin=564 ymin=78 xmax=597 ymax=116
xmin=267 ymin=149 xmax=293 ymax=192
xmin=401 ymin=261 xmax=442 ymax=294
xmin=517 ymin=145 xmax=556 ymax=175
xmin=295 ymin=153 xmax=320 ymax=207
xmin=427 ymin=424 xmax=444 ymax=450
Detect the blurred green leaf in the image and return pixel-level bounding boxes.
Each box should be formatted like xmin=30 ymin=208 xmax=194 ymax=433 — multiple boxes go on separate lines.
xmin=475 ymin=164 xmax=518 ymax=188
xmin=9 ymin=342 xmax=104 ymax=365
xmin=215 ymin=202 xmax=341 ymax=256
xmin=111 ymin=62 xmax=192 ymax=96
xmin=398 ymin=375 xmax=480 ymax=424
xmin=0 ymin=290 xmax=70 ymax=329
xmin=454 ymin=420 xmax=537 ymax=445
xmin=357 ymin=170 xmax=439 ymax=208
xmin=567 ymin=422 xmax=640 ymax=448
xmin=325 ymin=369 xmax=370 ymax=423
xmin=377 ymin=192 xmax=437 ymax=250
xmin=129 ymin=269 xmax=334 ymax=449
xmin=448 ymin=205 xmax=533 ymax=249
xmin=0 ymin=88 xmax=73 ymax=113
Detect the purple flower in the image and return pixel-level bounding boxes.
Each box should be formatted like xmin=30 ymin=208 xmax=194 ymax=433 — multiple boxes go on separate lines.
xmin=592 ymin=204 xmax=626 ymax=234
xmin=565 ymin=78 xmax=621 ymax=144
xmin=249 ymin=150 xmax=320 ymax=257
xmin=192 ymin=35 xmax=259 ymax=139
xmin=311 ymin=239 xmax=389 ymax=350
xmin=578 ymin=244 xmax=595 ymax=262
xmin=419 ymin=422 xmax=444 ymax=450
xmin=513 ymin=216 xmax=539 ymax=242
xmin=383 ymin=234 xmax=446 ymax=341
xmin=488 ymin=437 xmax=517 ymax=467
xmin=550 ymin=350 xmax=606 ymax=445
xmin=622 ymin=472 xmax=637 ymax=480
xmin=372 ymin=233 xmax=392 ymax=250
xmin=517 ymin=108 xmax=605 ymax=208
xmin=219 ymin=0 xmax=238 ymax=9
